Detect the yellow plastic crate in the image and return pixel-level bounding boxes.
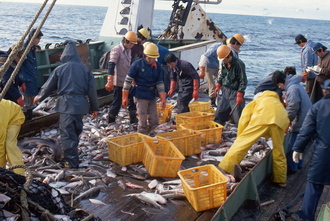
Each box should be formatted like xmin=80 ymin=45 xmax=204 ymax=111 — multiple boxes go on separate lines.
xmin=107 ymin=133 xmax=149 ymax=166
xmin=178 ymin=164 xmax=228 ymax=212
xmin=175 ymin=111 xmax=214 ymax=127
xmin=142 ymin=137 xmax=185 ymax=177
xmin=157 ymin=103 xmax=174 ymax=123
xmin=189 ymin=102 xmax=211 ymax=112
xmin=179 ymin=121 xmax=223 ymax=146
xmin=156 ymin=130 xmax=202 ymax=156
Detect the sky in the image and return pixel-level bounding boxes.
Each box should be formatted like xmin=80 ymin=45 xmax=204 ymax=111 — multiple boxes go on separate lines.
xmin=1 ymin=0 xmax=330 ymax=21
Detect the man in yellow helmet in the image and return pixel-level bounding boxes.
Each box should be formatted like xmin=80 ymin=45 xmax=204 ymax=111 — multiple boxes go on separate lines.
xmin=131 ymin=28 xmax=150 ymax=63
xmin=0 ymin=99 xmax=25 ymax=175
xmin=198 ymin=34 xmax=244 ymax=107
xmin=122 ymin=43 xmax=166 ymax=135
xmin=105 ymin=31 xmax=138 ymax=124
xmin=214 ymin=45 xmax=247 ymax=126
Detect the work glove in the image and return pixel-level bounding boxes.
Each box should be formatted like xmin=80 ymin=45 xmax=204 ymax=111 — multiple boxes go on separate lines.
xmin=105 ymin=75 xmax=114 ymax=91
xmin=292 ymin=151 xmax=303 ymax=163
xmin=199 ymin=66 xmax=206 ymax=79
xmin=17 ymin=97 xmax=24 ymax=107
xmin=236 ymin=92 xmax=244 ymax=105
xmin=121 ymin=89 xmax=129 ymax=109
xmin=20 ymin=83 xmax=26 ymax=92
xmin=168 ymin=81 xmax=176 ymax=97
xmin=159 ymin=92 xmax=166 ymax=110
xmin=214 ymin=83 xmax=222 ymax=97
xmin=90 ymin=111 xmax=98 ymax=120
xmin=312 ymin=65 xmax=322 ymax=73
xmin=33 ymin=96 xmax=39 ymax=105
xmin=192 ymin=79 xmax=199 ymax=101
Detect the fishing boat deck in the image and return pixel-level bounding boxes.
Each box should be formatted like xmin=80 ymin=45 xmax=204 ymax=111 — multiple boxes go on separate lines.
xmin=74 ymin=144 xmax=330 ymax=221
xmin=232 ymin=144 xmax=330 ymax=221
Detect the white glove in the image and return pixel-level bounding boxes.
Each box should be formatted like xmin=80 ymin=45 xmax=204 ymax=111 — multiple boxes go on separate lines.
xmin=292 ymin=151 xmax=303 ymax=163
xmin=306 ymin=66 xmax=314 ymax=72
xmin=312 ymin=65 xmax=322 ymax=73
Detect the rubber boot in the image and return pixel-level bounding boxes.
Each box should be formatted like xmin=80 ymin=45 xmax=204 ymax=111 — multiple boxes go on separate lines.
xmin=210 ymin=97 xmax=217 ymax=108
xmin=108 ymin=113 xmax=116 ymax=123
xmin=129 ymin=110 xmax=138 ymax=124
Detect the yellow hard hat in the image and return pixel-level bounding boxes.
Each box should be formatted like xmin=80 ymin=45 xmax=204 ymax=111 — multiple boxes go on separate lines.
xmin=144 ymin=43 xmax=159 ymax=58
xmin=233 ymin=34 xmax=244 ymax=45
xmin=138 ymin=28 xmax=150 ymax=39
xmin=217 ymin=45 xmax=231 ymax=59
xmin=143 ymin=41 xmax=151 ymax=48
xmin=124 ymin=31 xmax=138 ymax=44
xmin=225 ymin=38 xmax=231 ymax=45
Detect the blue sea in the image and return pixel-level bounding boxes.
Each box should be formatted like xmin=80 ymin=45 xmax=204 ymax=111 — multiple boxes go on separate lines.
xmin=1 ymin=2 xmax=330 ymax=99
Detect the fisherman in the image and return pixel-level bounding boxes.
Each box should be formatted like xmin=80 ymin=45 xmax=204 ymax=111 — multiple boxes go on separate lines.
xmin=218 ymin=90 xmax=289 ymax=188
xmin=272 ymin=67 xmax=312 ymax=174
xmin=0 ymin=99 xmax=25 ymax=175
xmin=19 ymin=28 xmax=43 ymax=120
xmin=122 ymin=43 xmax=166 ymax=135
xmin=33 ymin=41 xmax=99 ymax=168
xmin=105 ymin=31 xmax=138 ymax=124
xmin=254 ymin=67 xmax=296 ymax=104
xmin=304 ymin=43 xmax=330 ymax=99
xmin=290 ymin=79 xmax=330 ymax=221
xmin=131 ymin=27 xmax=150 ymax=63
xmin=143 ymin=42 xmax=173 ymax=94
xmin=214 ymin=45 xmax=247 ymax=126
xmin=198 ymin=34 xmax=244 ymax=107
xmin=0 ymin=47 xmax=24 ymax=106
xmin=294 ymin=34 xmax=322 ymax=102
xmin=164 ymin=53 xmax=199 ymax=113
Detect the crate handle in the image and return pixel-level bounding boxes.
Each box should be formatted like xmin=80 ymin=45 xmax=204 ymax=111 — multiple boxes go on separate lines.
xmin=191 ymin=169 xmax=200 ymax=173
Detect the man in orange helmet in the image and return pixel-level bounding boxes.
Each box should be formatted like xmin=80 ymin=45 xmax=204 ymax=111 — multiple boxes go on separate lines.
xmin=198 ymin=34 xmax=244 ymax=107
xmin=214 ymin=45 xmax=247 ymax=126
xmin=105 ymin=31 xmax=138 ymax=124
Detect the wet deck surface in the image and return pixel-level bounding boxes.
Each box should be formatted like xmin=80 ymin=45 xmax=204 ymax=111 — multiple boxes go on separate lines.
xmin=232 ymin=144 xmax=330 ymax=221
xmin=72 ymin=144 xmax=330 ymax=221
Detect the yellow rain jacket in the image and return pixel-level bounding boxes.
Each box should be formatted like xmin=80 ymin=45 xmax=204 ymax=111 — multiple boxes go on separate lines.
xmin=0 ymin=99 xmax=25 ymax=175
xmin=219 ymin=91 xmax=289 ymax=183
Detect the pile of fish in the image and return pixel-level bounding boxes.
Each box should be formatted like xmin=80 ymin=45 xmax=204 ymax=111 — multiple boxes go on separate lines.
xmin=0 ymin=167 xmax=100 ymax=221
xmin=11 ymin=98 xmax=273 ymax=217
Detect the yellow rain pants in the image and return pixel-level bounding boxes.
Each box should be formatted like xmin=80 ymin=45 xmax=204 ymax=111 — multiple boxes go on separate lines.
xmin=0 ymin=99 xmax=25 ymax=175
xmin=218 ymin=91 xmax=289 ymax=183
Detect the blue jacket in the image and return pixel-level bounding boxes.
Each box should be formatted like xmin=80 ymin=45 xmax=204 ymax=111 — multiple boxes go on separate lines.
xmin=254 ymin=72 xmax=283 ymax=98
xmin=285 ymin=74 xmax=312 ymax=132
xmin=128 ymin=58 xmax=163 ymax=100
xmin=292 ymin=94 xmax=330 ymax=185
xmin=301 ymin=40 xmax=318 ymax=79
xmin=19 ymin=43 xmax=39 ymax=95
xmin=38 ymin=42 xmax=99 ymax=114
xmin=157 ymin=44 xmax=171 ymax=65
xmin=203 ymin=42 xmax=222 ymax=68
xmin=0 ymin=51 xmax=23 ymax=101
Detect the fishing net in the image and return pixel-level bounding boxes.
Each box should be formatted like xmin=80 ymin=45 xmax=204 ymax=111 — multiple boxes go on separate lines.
xmin=0 ymin=167 xmax=101 ymax=221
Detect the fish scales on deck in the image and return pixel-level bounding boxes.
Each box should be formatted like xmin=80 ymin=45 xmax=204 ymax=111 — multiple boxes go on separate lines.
xmin=11 ymin=98 xmax=277 ymax=220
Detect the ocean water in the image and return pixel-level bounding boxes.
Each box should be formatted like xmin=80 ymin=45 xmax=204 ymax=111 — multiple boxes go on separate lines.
xmin=1 ymin=2 xmax=330 ymax=99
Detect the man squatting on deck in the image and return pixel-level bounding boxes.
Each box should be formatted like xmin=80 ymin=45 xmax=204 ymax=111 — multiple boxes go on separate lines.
xmin=34 ymin=41 xmax=99 ymax=168
xmin=122 ymin=43 xmax=166 ymax=135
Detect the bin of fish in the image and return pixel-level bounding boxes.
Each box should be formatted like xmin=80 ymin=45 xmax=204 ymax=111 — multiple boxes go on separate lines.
xmin=142 ymin=138 xmax=185 ymax=177
xmin=156 ymin=129 xmax=202 ymax=156
xmin=178 ymin=164 xmax=228 ymax=212
xmin=0 ymin=167 xmax=100 ymax=221
xmin=175 ymin=111 xmax=215 ymax=128
xmin=188 ymin=102 xmax=212 ymax=112
xmin=180 ymin=121 xmax=224 ymax=146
